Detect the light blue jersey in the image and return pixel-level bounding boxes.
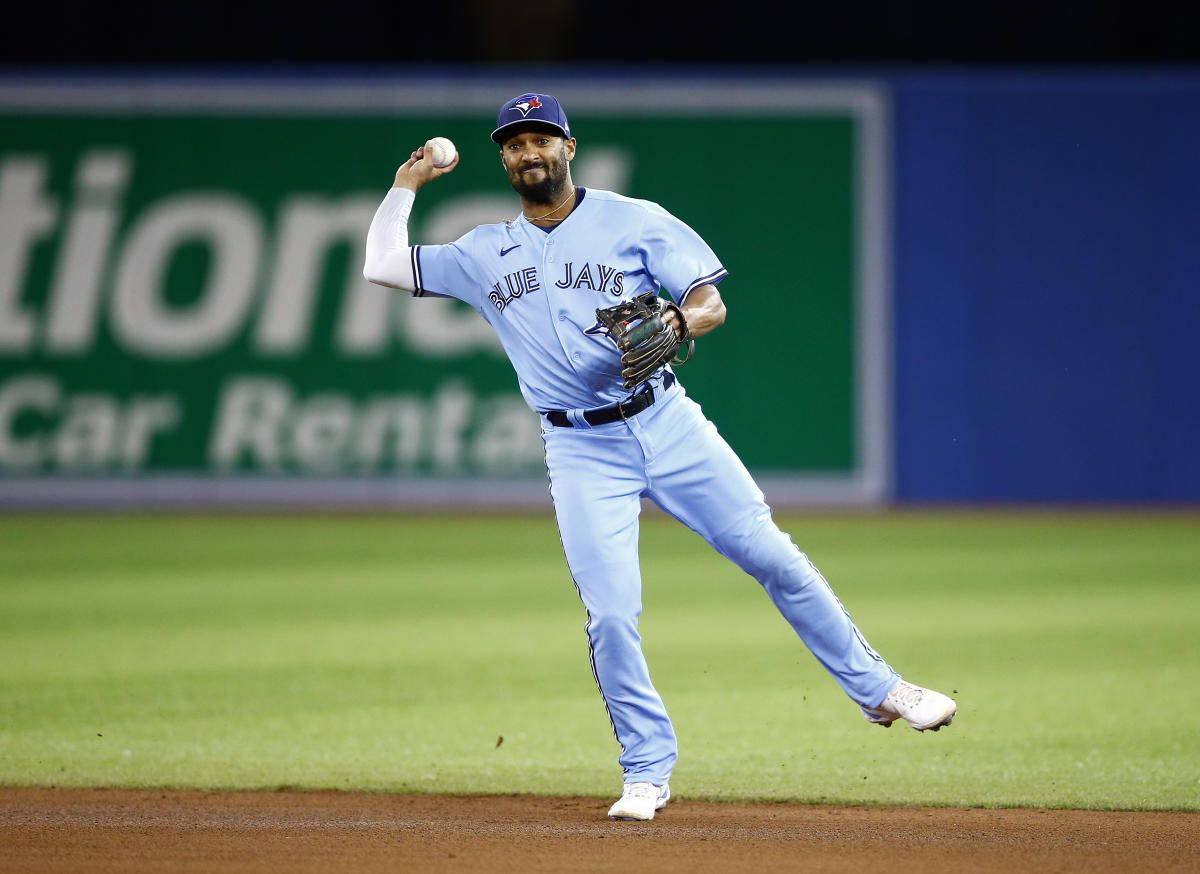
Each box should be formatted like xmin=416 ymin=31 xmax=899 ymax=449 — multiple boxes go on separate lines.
xmin=411 ymin=188 xmax=728 ymax=412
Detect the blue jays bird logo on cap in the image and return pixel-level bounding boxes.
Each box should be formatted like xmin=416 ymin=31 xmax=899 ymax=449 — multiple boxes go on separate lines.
xmin=491 ymin=92 xmax=571 ymax=143
xmin=511 ymin=96 xmax=543 ymax=117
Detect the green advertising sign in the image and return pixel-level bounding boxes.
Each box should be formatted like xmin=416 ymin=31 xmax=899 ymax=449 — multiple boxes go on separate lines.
xmin=0 ymin=79 xmax=889 ymax=505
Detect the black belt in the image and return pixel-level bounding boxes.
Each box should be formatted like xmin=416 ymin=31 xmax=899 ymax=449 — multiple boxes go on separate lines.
xmin=545 ymin=372 xmax=676 ymax=428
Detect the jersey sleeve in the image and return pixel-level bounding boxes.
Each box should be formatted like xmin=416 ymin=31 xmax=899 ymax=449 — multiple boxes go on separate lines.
xmin=411 ymin=230 xmax=484 ymax=307
xmin=639 ymin=202 xmax=729 ymax=304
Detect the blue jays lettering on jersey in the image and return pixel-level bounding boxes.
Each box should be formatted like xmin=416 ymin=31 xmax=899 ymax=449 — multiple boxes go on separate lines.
xmin=410 ymin=188 xmax=729 ymax=413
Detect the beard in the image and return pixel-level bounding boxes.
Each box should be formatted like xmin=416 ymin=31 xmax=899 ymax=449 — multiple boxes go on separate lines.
xmin=509 ymin=148 xmax=570 ymax=204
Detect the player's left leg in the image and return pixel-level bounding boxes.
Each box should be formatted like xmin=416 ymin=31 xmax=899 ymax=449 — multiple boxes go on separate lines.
xmin=630 ymin=389 xmax=899 ymax=711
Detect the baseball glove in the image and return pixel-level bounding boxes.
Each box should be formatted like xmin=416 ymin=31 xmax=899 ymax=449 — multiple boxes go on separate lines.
xmin=595 ymin=291 xmax=694 ymax=389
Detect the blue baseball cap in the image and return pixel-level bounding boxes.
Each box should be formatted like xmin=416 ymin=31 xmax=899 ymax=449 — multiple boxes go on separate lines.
xmin=490 ymin=93 xmax=572 ymax=144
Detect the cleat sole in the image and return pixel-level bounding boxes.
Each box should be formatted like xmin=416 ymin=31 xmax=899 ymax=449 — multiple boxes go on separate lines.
xmin=914 ymin=711 xmax=956 ymax=732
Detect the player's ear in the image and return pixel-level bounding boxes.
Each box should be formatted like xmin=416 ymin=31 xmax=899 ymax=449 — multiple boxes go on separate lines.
xmin=564 ymin=138 xmax=577 ymax=161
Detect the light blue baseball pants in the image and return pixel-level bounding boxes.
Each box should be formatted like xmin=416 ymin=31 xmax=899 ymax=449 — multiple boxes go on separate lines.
xmin=542 ymin=382 xmax=899 ymax=784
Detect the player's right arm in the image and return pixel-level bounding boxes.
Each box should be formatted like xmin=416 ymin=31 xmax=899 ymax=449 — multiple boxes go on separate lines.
xmin=362 ymin=142 xmax=460 ymax=292
xmin=392 ymin=141 xmax=460 ymax=193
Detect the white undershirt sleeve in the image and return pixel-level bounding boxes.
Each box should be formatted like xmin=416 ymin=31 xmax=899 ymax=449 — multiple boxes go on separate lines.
xmin=362 ymin=187 xmax=417 ymax=292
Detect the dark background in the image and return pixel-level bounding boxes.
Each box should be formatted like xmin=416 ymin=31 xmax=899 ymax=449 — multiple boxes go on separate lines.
xmin=9 ymin=0 xmax=1200 ymax=65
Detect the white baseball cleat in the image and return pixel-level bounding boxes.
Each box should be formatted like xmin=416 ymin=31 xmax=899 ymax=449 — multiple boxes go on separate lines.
xmin=862 ymin=680 xmax=957 ymax=731
xmin=607 ymin=781 xmax=671 ymax=821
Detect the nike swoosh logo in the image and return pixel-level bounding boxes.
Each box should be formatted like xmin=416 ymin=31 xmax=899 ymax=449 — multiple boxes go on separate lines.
xmin=500 ymin=244 xmax=522 ymax=256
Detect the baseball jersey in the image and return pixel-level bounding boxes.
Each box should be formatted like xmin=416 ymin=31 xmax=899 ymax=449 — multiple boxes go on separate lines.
xmin=411 ymin=188 xmax=728 ymax=412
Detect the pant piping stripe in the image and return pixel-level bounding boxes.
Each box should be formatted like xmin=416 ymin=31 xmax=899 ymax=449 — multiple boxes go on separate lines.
xmin=580 ymin=606 xmax=624 ymax=753
xmin=806 ymin=553 xmax=888 ymax=668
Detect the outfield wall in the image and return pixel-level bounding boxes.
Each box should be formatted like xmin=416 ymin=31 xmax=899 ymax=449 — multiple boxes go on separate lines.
xmin=891 ymin=72 xmax=1200 ymax=502
xmin=0 ymin=70 xmax=1196 ymax=505
xmin=0 ymin=77 xmax=888 ymax=507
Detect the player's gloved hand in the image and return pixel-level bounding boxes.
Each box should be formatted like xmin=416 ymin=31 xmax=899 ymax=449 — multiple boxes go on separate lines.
xmin=595 ymin=292 xmax=694 ymax=389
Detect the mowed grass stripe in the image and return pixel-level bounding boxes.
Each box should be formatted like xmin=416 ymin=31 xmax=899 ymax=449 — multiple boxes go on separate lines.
xmin=1 ymin=511 xmax=1197 ymax=809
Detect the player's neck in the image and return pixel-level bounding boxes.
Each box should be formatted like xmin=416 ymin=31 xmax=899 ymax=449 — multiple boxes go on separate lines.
xmin=522 ymin=180 xmax=577 ymax=226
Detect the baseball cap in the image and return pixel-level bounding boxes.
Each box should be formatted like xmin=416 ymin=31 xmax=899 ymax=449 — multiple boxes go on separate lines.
xmin=490 ymin=93 xmax=572 ymax=144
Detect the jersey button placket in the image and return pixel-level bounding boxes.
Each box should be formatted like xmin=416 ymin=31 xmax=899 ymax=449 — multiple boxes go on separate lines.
xmin=543 ymin=235 xmax=582 ymax=376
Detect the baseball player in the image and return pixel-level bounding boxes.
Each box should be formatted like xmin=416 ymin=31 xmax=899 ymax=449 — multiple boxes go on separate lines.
xmin=363 ymin=93 xmax=956 ymax=821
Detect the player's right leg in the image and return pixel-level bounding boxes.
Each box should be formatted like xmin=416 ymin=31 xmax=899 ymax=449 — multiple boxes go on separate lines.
xmin=542 ymin=422 xmax=678 ymax=786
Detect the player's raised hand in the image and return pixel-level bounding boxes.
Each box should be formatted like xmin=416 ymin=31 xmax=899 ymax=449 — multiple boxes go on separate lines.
xmin=394 ymin=139 xmax=460 ymax=192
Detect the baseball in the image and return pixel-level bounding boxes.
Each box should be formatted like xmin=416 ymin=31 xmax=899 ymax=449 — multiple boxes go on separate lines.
xmin=427 ymin=137 xmax=457 ymax=169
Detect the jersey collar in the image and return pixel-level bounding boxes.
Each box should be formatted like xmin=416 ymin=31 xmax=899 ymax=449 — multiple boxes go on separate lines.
xmin=519 ymin=187 xmax=587 ymax=234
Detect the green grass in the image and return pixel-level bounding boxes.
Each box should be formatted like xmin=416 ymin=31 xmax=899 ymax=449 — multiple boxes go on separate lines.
xmin=1 ymin=511 xmax=1197 ymax=810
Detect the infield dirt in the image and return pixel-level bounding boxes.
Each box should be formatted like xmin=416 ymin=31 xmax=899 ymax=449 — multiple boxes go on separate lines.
xmin=2 ymin=789 xmax=1197 ymax=873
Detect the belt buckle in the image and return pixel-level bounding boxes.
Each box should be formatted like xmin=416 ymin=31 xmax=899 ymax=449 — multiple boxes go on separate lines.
xmin=618 ymin=399 xmax=630 ymax=420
